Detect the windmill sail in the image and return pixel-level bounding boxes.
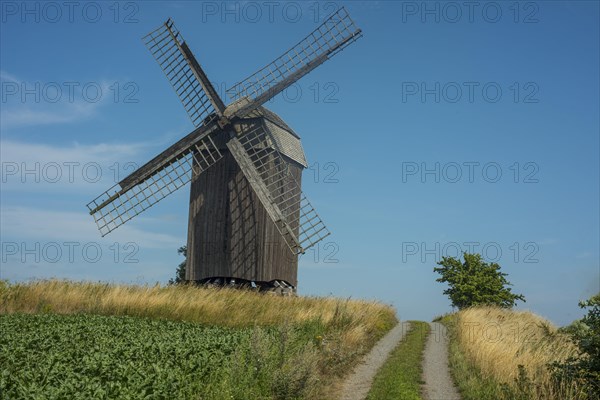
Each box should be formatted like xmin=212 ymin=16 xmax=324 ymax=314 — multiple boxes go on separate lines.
xmin=143 ymin=18 xmax=226 ymax=126
xmin=87 ymin=122 xmax=222 ymax=236
xmin=228 ymin=120 xmax=330 ymax=253
xmin=226 ymin=7 xmax=362 ymax=117
xmin=88 ymin=9 xmax=361 ymax=255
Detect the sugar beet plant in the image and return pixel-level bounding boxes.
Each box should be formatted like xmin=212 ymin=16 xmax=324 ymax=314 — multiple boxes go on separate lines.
xmin=0 ymin=313 xmax=320 ymax=399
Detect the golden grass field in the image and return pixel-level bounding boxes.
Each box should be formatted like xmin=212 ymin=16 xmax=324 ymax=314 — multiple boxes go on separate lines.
xmin=450 ymin=306 xmax=583 ymax=399
xmin=0 ymin=279 xmax=394 ymax=332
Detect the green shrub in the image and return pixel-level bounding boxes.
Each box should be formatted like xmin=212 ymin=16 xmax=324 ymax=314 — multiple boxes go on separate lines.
xmin=550 ymin=293 xmax=600 ymax=399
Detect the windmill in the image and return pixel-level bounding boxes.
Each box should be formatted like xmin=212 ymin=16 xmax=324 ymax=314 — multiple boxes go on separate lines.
xmin=87 ymin=8 xmax=362 ymax=292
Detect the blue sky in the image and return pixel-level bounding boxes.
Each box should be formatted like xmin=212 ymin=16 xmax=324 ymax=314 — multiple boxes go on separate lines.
xmin=1 ymin=1 xmax=598 ymax=326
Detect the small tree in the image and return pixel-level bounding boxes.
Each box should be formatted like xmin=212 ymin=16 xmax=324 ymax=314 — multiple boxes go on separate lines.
xmin=575 ymin=293 xmax=600 ymax=397
xmin=168 ymin=246 xmax=187 ymax=285
xmin=434 ymin=252 xmax=525 ymax=309
xmin=552 ymin=293 xmax=600 ymax=399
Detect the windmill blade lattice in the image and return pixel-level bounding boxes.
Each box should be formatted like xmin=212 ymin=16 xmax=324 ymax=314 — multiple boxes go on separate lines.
xmin=228 ymin=120 xmax=330 ymax=253
xmin=88 ymin=9 xmax=363 ymax=264
xmin=87 ymin=125 xmax=223 ymax=236
xmin=226 ymin=7 xmax=362 ymax=117
xmin=143 ymin=18 xmax=225 ymax=127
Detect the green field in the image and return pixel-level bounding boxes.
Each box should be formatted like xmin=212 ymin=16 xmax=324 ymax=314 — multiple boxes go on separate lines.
xmin=0 ymin=313 xmax=321 ymax=400
xmin=0 ymin=280 xmax=397 ymax=399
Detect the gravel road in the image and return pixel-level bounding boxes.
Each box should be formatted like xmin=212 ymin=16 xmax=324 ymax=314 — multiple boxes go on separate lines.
xmin=339 ymin=321 xmax=411 ymax=400
xmin=421 ymin=322 xmax=461 ymax=400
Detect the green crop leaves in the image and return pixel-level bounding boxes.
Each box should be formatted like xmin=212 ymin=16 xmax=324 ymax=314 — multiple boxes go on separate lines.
xmin=0 ymin=313 xmax=314 ymax=400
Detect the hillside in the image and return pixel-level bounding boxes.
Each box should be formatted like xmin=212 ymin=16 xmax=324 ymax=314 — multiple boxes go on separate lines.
xmin=0 ymin=280 xmax=397 ymax=399
xmin=441 ymin=306 xmax=584 ymax=400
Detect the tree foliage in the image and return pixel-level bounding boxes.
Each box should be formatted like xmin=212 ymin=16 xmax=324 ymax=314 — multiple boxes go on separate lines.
xmin=169 ymin=246 xmax=187 ymax=285
xmin=576 ymin=293 xmax=600 ymax=396
xmin=552 ymin=293 xmax=600 ymax=399
xmin=433 ymin=252 xmax=525 ymax=309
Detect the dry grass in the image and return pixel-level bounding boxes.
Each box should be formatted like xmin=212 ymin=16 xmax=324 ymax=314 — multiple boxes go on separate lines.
xmin=452 ymin=306 xmax=582 ymax=399
xmin=0 ymin=279 xmax=395 ymax=334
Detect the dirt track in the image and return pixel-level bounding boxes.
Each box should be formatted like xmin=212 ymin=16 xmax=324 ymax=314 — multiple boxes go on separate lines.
xmin=421 ymin=322 xmax=461 ymax=400
xmin=339 ymin=321 xmax=411 ymax=400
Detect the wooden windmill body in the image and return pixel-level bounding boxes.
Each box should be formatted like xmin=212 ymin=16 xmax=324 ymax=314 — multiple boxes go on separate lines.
xmin=187 ymin=108 xmax=307 ymax=288
xmin=87 ymin=10 xmax=362 ymax=290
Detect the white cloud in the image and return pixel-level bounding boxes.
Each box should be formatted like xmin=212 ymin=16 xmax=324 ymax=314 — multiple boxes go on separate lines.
xmin=1 ymin=71 xmax=114 ymax=129
xmin=1 ymin=102 xmax=100 ymax=128
xmin=538 ymin=238 xmax=559 ymax=246
xmin=0 ymin=70 xmax=21 ymax=83
xmin=1 ymin=206 xmax=181 ymax=250
xmin=0 ymin=139 xmax=152 ymax=194
xmin=1 ymin=139 xmax=144 ymax=165
xmin=576 ymin=251 xmax=593 ymax=259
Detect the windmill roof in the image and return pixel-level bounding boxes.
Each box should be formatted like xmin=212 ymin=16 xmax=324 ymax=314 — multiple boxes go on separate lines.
xmin=247 ymin=107 xmax=308 ymax=168
xmin=247 ymin=107 xmax=300 ymax=139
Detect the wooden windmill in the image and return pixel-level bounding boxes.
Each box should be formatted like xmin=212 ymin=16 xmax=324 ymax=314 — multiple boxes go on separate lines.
xmin=87 ymin=8 xmax=362 ymax=291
